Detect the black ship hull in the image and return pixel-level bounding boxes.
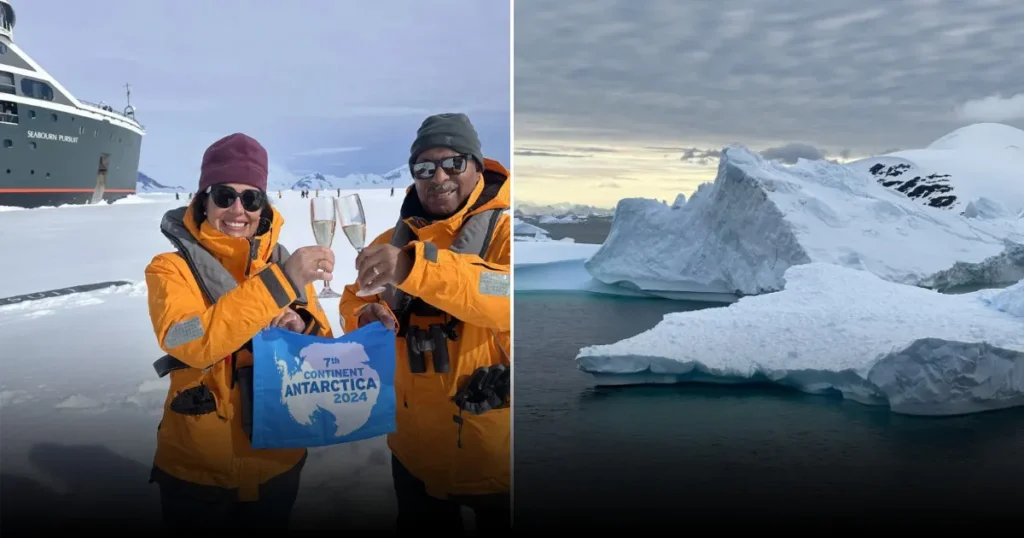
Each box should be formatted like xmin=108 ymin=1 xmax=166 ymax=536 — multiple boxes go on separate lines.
xmin=0 ymin=109 xmax=142 ymax=208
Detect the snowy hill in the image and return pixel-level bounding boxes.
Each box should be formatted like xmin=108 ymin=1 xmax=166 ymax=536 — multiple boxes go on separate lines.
xmin=847 ymin=123 xmax=1024 ymax=217
xmin=136 ymin=172 xmax=185 ymax=193
xmin=515 ymin=201 xmax=615 ymax=219
xmin=584 ymin=123 xmax=1024 ymax=299
xmin=137 ymin=165 xmax=413 ymax=194
xmin=281 ymin=166 xmax=412 ymax=192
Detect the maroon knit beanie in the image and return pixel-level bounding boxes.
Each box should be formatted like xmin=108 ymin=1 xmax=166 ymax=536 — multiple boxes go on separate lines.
xmin=197 ymin=133 xmax=269 ymax=193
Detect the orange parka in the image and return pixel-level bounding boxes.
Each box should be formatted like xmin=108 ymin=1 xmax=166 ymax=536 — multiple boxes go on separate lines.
xmin=144 ymin=202 xmax=333 ymax=501
xmin=339 ymin=159 xmax=512 ymax=499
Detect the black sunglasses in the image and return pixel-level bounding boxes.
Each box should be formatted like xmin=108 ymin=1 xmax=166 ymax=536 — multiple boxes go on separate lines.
xmin=410 ymin=155 xmax=469 ymax=181
xmin=207 ymin=184 xmax=267 ymax=212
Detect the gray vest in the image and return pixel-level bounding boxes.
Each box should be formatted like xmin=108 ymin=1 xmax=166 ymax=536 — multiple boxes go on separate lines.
xmin=381 ymin=207 xmax=504 ymax=317
xmin=152 ymin=206 xmax=306 ymax=378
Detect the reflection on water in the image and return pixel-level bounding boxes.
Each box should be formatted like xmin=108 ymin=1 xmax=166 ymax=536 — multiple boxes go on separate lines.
xmin=513 ymin=292 xmax=1024 ymax=526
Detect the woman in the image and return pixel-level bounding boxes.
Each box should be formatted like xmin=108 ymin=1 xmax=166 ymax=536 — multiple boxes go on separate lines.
xmin=144 ymin=133 xmax=336 ymax=530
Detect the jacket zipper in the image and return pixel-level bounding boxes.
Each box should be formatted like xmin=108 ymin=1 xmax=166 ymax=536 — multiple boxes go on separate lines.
xmin=244 ymin=238 xmax=257 ymax=276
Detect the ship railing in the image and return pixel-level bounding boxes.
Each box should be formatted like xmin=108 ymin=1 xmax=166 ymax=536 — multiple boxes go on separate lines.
xmin=78 ymin=99 xmax=145 ymax=128
xmin=0 ymin=112 xmax=16 ymax=125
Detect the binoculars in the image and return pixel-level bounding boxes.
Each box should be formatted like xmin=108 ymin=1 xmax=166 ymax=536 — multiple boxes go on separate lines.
xmin=405 ymin=324 xmax=451 ymax=374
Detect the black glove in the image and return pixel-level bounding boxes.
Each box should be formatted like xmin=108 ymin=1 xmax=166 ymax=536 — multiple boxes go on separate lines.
xmin=453 ymin=364 xmax=510 ymax=415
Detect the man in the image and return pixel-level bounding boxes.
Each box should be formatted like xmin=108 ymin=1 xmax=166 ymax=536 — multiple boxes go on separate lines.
xmin=339 ymin=113 xmax=511 ymax=532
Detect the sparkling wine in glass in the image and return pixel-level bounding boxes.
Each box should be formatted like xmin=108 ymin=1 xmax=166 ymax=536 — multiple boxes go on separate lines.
xmin=336 ymin=193 xmax=386 ymax=297
xmin=310 ymin=197 xmax=341 ymax=298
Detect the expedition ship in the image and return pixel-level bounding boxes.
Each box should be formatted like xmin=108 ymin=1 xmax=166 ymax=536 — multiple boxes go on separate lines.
xmin=0 ymin=0 xmax=145 ymax=208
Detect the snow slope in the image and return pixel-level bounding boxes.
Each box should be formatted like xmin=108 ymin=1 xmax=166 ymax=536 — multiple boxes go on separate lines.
xmin=576 ymin=263 xmax=1024 ymax=416
xmin=135 ymin=172 xmax=185 ymax=193
xmin=0 ymin=190 xmax=404 ymax=528
xmin=586 ymin=124 xmax=1024 ymax=300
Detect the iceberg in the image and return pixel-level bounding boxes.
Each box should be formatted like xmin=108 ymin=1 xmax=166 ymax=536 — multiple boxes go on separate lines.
xmin=576 ymin=263 xmax=1024 ymax=416
xmin=514 ymin=239 xmax=736 ymax=301
xmin=513 ymin=217 xmax=552 ymax=241
xmin=513 ymin=242 xmax=614 ymax=294
xmin=584 ymin=123 xmax=1024 ymax=300
xmin=985 ymin=279 xmax=1024 ymax=317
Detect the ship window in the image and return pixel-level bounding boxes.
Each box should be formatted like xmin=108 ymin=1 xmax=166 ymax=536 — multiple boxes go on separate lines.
xmin=0 ymin=43 xmax=7 ymax=55
xmin=78 ymin=126 xmax=84 ymax=135
xmin=20 ymin=78 xmax=55 ymax=101
xmin=29 ymin=142 xmax=36 ymax=149
xmin=0 ymin=72 xmax=13 ymax=94
xmin=51 ymin=113 xmax=57 ymax=122
xmin=29 ymin=110 xmax=35 ymax=119
xmin=2 ymin=139 xmax=11 ymax=148
xmin=0 ymin=100 xmax=16 ymax=124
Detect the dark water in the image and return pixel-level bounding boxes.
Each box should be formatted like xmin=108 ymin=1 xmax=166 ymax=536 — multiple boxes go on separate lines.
xmin=513 ymin=293 xmax=1024 ymax=528
xmin=515 ymin=216 xmax=612 ymax=244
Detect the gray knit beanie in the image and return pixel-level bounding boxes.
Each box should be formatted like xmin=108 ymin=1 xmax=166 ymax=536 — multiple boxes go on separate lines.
xmin=408 ymin=113 xmax=484 ymax=170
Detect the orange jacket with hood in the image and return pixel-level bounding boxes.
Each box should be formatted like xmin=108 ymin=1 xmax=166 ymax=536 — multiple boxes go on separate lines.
xmin=144 ymin=201 xmax=333 ymax=502
xmin=339 ymin=158 xmax=511 ymax=499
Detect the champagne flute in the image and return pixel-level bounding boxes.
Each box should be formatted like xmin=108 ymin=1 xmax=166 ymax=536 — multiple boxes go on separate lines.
xmin=336 ymin=193 xmax=386 ymax=297
xmin=310 ymin=197 xmax=341 ymax=298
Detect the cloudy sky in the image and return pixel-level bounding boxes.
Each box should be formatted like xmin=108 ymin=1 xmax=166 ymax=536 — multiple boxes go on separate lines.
xmin=515 ymin=0 xmax=1024 ymax=207
xmin=15 ymin=0 xmax=510 ymax=186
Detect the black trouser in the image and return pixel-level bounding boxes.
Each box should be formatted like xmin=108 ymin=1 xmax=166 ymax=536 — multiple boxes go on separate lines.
xmin=392 ymin=454 xmax=510 ymax=534
xmin=155 ymin=466 xmax=302 ymax=532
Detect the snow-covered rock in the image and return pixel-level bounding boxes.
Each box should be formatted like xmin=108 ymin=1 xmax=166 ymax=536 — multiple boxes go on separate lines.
xmin=136 ymin=172 xmax=184 ymax=193
xmin=585 ymin=124 xmax=1024 ymax=300
xmin=576 ymin=263 xmax=1024 ymax=416
xmin=848 ymin=123 xmax=1024 ymax=215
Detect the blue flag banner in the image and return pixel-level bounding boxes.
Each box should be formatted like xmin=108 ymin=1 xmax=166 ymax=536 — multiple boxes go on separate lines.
xmin=250 ymin=321 xmax=397 ymax=449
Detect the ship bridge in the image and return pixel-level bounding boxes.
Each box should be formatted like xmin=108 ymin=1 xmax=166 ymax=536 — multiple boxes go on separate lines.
xmin=0 ymin=0 xmax=13 ymax=42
